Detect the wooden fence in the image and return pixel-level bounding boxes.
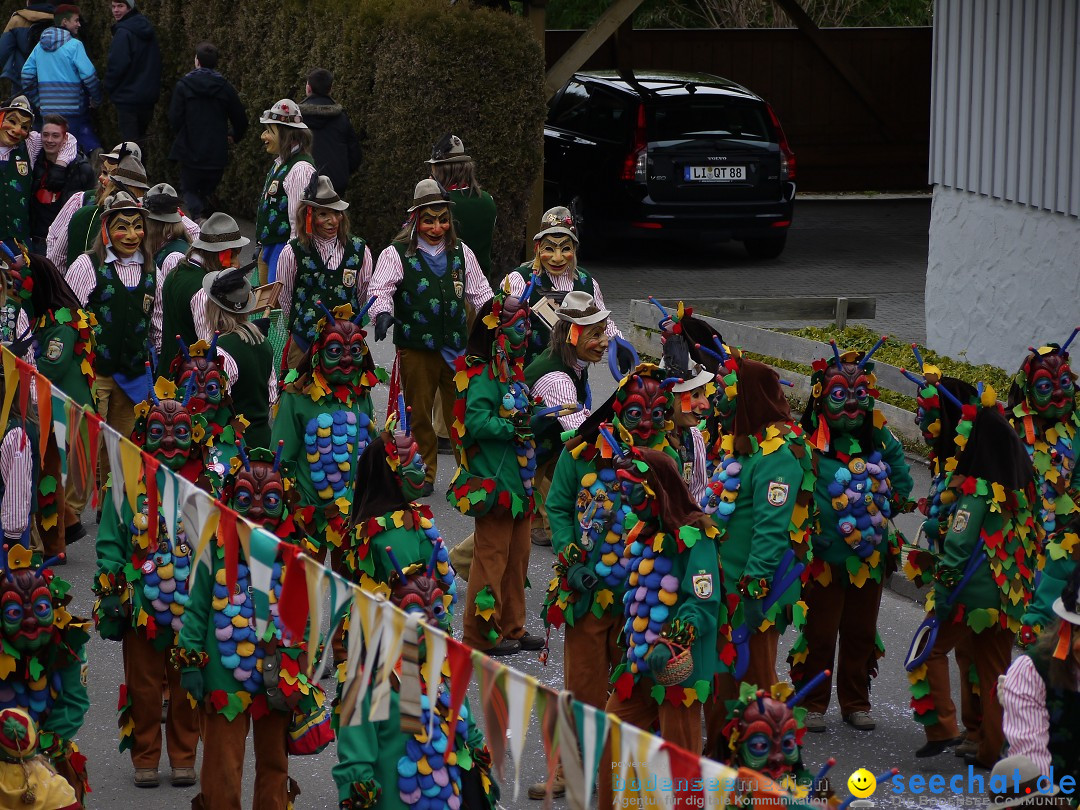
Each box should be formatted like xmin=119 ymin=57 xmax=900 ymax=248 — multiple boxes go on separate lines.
xmin=546 ymin=27 xmax=931 ymax=193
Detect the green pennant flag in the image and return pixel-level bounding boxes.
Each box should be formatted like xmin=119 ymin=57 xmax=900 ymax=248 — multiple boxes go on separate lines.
xmin=248 ymin=528 xmax=279 ymax=639
xmin=573 ymin=698 xmax=611 ymax=800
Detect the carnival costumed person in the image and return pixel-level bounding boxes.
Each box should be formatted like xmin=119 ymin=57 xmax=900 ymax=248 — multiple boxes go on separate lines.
xmin=787 ymin=341 xmax=913 ymax=733
xmin=203 ymin=264 xmax=276 ymax=448
xmin=1001 ymin=565 xmax=1080 ymax=790
xmin=369 ymin=179 xmax=493 ymax=495
xmin=176 ymin=440 xmax=321 ymax=810
xmin=700 ymin=358 xmax=815 ymax=751
xmin=167 ymin=332 xmax=247 ymax=482
xmin=0 ymin=542 xmax=91 ymax=801
xmin=276 ymin=174 xmax=372 ymax=371
xmin=271 ymin=302 xmax=384 ymax=560
xmin=0 ymin=94 xmax=77 ymax=245
xmin=158 ymin=212 xmax=249 ymax=372
xmin=596 ymin=447 xmax=723 ymax=810
xmin=144 ymin=182 xmax=192 ymax=354
xmin=335 ymin=421 xmax=497 ymax=809
xmin=523 ymin=290 xmax=606 ymax=549
xmin=0 ymin=708 xmax=80 ymax=810
xmin=1008 ymin=337 xmax=1080 ymax=644
xmin=427 ymin=134 xmax=497 ymax=281
xmin=500 ymin=206 xmax=621 ymax=368
xmin=712 ymin=681 xmax=839 ymax=807
xmin=66 ymin=191 xmax=157 ymax=491
xmin=656 ymin=302 xmax=717 ymax=503
xmin=93 ymin=374 xmax=209 ymax=788
xmin=448 ymin=286 xmax=543 ymax=656
xmin=903 ymin=379 xmax=1037 ymax=769
xmin=256 ymin=99 xmax=316 ymax=285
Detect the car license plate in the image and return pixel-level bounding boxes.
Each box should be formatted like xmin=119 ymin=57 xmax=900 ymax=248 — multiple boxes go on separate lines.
xmin=684 ymin=165 xmax=746 ymax=181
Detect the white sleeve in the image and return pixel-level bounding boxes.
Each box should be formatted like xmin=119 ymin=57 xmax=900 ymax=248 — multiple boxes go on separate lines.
xmin=276 ymin=244 xmax=297 ymax=326
xmin=462 ymin=244 xmax=492 ymax=313
xmin=284 ymin=162 xmax=317 ymax=241
xmin=66 ymin=254 xmax=97 ymax=306
xmin=591 ymin=276 xmax=622 ymax=339
xmin=151 ymin=251 xmax=185 ymax=354
xmin=47 ymin=191 xmax=85 ymax=274
xmin=367 ymin=246 xmax=404 ymax=320
xmin=0 ymin=428 xmax=33 ymax=540
xmin=1000 ymin=654 xmax=1052 ymax=775
xmin=503 ymin=270 xmax=525 ymax=297
xmin=216 ymin=347 xmax=239 ymax=389
xmin=191 ymin=289 xmax=211 ymax=342
xmin=181 ymin=215 xmax=200 ymax=242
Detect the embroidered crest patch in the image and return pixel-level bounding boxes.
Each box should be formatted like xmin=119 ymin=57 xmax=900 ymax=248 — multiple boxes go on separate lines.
xmin=453 ymin=280 xmax=464 ymax=299
xmin=142 ymin=293 xmax=153 ymax=314
xmin=692 ymin=572 xmax=713 ymax=599
xmin=45 ymin=336 xmax=64 ymax=361
xmin=952 ymin=508 xmax=970 ymax=534
xmin=343 ymin=268 xmax=356 ymax=288
xmin=15 ymin=158 xmax=27 ymax=176
xmin=767 ymin=481 xmax=790 ymax=507
xmin=267 ymin=180 xmax=280 ymax=196
xmin=682 ymin=461 xmax=694 ymax=484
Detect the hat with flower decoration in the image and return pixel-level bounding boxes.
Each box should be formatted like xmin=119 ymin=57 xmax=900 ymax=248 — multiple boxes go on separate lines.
xmin=260 ymin=98 xmax=307 ymax=129
xmin=533 ymin=206 xmax=578 ymax=244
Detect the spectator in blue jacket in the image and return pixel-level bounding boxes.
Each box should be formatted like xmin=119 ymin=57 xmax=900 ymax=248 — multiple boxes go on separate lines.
xmin=0 ymin=3 xmax=54 ymax=97
xmin=21 ymin=4 xmax=101 ymax=152
xmin=167 ymin=41 xmax=247 ymax=222
xmin=104 ymin=0 xmax=160 ymax=159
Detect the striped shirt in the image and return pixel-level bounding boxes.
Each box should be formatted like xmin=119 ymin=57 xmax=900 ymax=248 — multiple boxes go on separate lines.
xmin=532 ymin=361 xmax=591 ymax=431
xmin=272 ymin=157 xmax=317 ymax=243
xmin=151 ymin=250 xmax=186 ymax=353
xmin=1000 ymin=653 xmax=1079 ymax=776
xmin=67 ymin=248 xmax=148 ymax=307
xmin=368 ymin=240 xmax=492 ymax=320
xmin=502 ymin=269 xmax=622 ymax=341
xmin=0 ymin=426 xmax=33 ymax=540
xmin=276 ymin=236 xmax=373 ymax=327
xmin=0 ymin=130 xmax=76 ymax=172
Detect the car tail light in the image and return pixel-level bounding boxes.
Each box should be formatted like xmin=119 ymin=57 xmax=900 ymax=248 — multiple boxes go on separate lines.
xmin=621 ymin=103 xmax=648 ymax=182
xmin=766 ymin=104 xmax=796 ymax=182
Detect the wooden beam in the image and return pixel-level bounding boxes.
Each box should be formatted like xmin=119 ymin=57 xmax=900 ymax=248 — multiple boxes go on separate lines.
xmin=771 ymin=0 xmax=896 ymax=140
xmin=544 ymin=0 xmax=646 ymax=98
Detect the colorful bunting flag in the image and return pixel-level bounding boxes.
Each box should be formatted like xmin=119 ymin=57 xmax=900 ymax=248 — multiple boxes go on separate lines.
xmin=556 ymin=690 xmax=588 ymax=810
xmin=504 ymin=669 xmax=538 ymax=801
xmin=50 ymin=392 xmax=67 ymax=486
xmin=573 ymin=698 xmax=611 ymax=802
xmin=369 ymin=601 xmax=405 ymax=722
xmin=421 ymin=626 xmax=448 ymax=740
xmin=101 ymin=426 xmax=125 ymax=517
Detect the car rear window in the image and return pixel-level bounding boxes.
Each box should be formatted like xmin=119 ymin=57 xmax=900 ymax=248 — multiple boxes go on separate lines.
xmin=550 ymin=81 xmax=634 ymax=142
xmin=649 ymin=98 xmax=772 ymax=144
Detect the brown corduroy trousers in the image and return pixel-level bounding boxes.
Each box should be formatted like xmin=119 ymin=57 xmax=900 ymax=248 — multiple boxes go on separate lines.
xmin=194 ymin=707 xmax=292 ymax=810
xmin=462 ymin=508 xmax=531 ymax=649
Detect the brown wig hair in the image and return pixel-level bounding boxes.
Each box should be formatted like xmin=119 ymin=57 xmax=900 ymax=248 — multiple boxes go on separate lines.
xmin=430 ymin=160 xmax=482 ymax=195
xmin=292 ymin=204 xmax=351 ymax=250
xmin=270 ymin=123 xmax=313 ymax=163
xmin=145 ymin=219 xmax=189 ymax=261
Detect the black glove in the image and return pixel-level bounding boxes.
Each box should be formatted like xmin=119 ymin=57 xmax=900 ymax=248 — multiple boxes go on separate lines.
xmin=374 ymin=312 xmax=394 ymax=342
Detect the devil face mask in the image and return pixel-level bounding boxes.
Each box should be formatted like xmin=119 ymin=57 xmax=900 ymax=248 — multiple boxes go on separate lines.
xmin=498 ymin=296 xmax=530 ymax=362
xmin=176 ymin=357 xmax=226 ymax=421
xmin=0 ymin=569 xmax=54 ymax=654
xmin=144 ymin=400 xmax=194 ymax=470
xmin=1025 ymin=353 xmax=1076 ymax=420
xmin=736 ymin=696 xmax=800 ymax=780
xmin=229 ymin=461 xmax=286 ymax=530
xmin=316 ymin=319 xmax=368 ymax=384
xmin=820 ymin=361 xmax=873 ymax=434
xmin=390 ymin=569 xmax=448 ymax=630
xmin=615 ymin=376 xmax=670 ymax=446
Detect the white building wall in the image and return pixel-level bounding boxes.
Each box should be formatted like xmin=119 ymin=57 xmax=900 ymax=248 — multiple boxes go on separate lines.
xmin=926 ymin=186 xmax=1080 ymax=370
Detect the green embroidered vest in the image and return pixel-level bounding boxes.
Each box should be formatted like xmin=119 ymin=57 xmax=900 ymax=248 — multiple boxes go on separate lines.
xmin=35 ymin=321 xmax=93 ymax=408
xmin=217 ymin=332 xmax=273 ymax=449
xmin=0 ymin=141 xmax=31 ymax=243
xmin=391 ymin=243 xmax=468 ymax=353
xmin=524 ymin=348 xmax=590 ymax=464
xmin=255 ymin=153 xmax=313 ymax=245
xmin=158 ymin=262 xmax=208 ymax=372
xmin=288 ymin=235 xmax=366 ymax=350
xmin=517 ymin=263 xmax=595 ymax=363
xmin=65 ymin=193 xmax=99 ymax=269
xmin=1030 ymin=647 xmax=1080 ymax=788
xmin=154 ymin=237 xmax=189 ymax=269
xmin=86 ymin=259 xmax=155 ymax=378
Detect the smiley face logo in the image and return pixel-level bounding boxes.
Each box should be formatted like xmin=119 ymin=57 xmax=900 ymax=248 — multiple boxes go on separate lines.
xmin=847 ymin=768 xmax=876 ymax=798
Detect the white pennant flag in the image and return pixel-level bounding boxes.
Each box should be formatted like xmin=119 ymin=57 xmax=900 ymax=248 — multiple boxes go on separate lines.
xmin=578 ymin=702 xmax=611 ymax=802
xmin=369 ymin=602 xmax=406 ymax=722
xmin=158 ymin=466 xmax=180 ymax=542
xmin=344 ymin=592 xmax=384 ymax=726
xmin=422 ymin=627 xmax=448 ymax=740
xmin=101 ymin=426 xmax=125 ymax=517
xmin=247 ymin=528 xmax=278 ymax=639
xmin=636 ymin=726 xmax=665 ymax=806
xmin=311 ymin=572 xmax=354 ymax=683
xmin=503 ymin=669 xmax=538 ymax=802
xmin=179 ymin=477 xmax=218 ymax=592
xmin=50 ymin=392 xmax=67 ymax=487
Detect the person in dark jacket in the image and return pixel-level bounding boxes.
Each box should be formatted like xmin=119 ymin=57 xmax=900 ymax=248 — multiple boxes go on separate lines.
xmin=28 ymin=113 xmax=93 ymax=253
xmin=104 ymin=0 xmax=160 ymax=157
xmin=168 ymin=41 xmax=247 ymax=221
xmin=298 ymin=68 xmax=360 ymax=195
xmin=0 ymin=2 xmax=54 ymax=96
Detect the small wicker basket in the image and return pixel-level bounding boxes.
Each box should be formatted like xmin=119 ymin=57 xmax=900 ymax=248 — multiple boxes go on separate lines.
xmin=653 ymin=641 xmax=693 ymax=686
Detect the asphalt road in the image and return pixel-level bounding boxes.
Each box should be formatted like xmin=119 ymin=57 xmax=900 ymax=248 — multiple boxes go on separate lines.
xmin=61 ymin=199 xmax=996 ymax=810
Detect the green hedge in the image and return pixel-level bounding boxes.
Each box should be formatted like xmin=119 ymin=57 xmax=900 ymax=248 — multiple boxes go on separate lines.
xmin=65 ymin=0 xmax=546 ymax=273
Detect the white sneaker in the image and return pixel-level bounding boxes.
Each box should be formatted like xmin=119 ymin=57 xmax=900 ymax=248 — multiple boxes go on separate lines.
xmin=804 ymin=711 xmax=826 ymax=732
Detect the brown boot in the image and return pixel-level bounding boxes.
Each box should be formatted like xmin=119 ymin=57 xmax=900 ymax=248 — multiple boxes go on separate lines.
xmin=527 ymin=768 xmax=565 ymax=800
